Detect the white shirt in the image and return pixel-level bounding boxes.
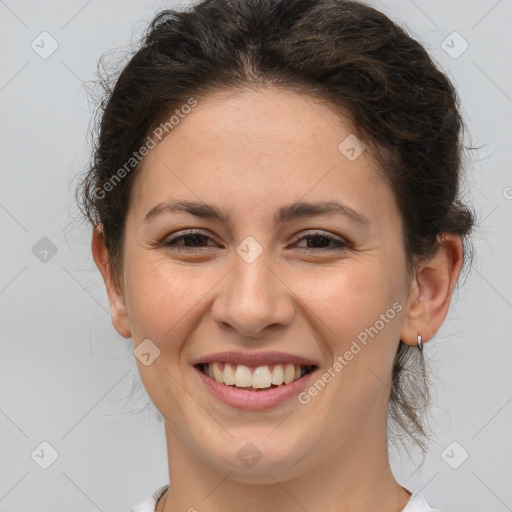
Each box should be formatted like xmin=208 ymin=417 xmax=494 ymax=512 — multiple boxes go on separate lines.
xmin=127 ymin=484 xmax=441 ymax=511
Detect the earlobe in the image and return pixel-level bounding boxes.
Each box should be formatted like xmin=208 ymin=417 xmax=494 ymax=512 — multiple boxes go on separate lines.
xmin=91 ymin=225 xmax=132 ymax=338
xmin=400 ymin=233 xmax=463 ymax=347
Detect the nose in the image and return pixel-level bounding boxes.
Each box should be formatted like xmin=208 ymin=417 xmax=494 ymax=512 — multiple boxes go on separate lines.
xmin=210 ymin=248 xmax=295 ymax=338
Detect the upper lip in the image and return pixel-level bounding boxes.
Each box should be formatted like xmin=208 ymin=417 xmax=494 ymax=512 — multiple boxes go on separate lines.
xmin=191 ymin=351 xmax=319 ymax=368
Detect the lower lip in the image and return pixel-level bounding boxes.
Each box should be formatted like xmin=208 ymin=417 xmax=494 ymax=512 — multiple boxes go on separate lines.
xmin=194 ymin=366 xmax=317 ymax=410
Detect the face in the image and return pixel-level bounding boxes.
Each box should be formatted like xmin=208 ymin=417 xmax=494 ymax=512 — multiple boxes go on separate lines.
xmin=105 ymin=87 xmax=416 ymax=480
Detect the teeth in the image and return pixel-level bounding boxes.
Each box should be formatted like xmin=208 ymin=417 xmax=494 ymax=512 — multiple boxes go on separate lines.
xmin=283 ymin=363 xmax=295 ymax=384
xmin=223 ymin=363 xmax=235 ymax=385
xmin=252 ymin=366 xmax=272 ymax=388
xmin=271 ymin=364 xmax=284 ymax=385
xmin=212 ymin=362 xmax=224 ymax=384
xmin=234 ymin=364 xmax=253 ymax=387
xmin=201 ymin=362 xmax=312 ymax=390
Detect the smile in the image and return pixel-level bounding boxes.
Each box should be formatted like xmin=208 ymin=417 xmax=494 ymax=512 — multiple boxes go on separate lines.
xmin=193 ymin=361 xmax=319 ymax=410
xmin=197 ymin=362 xmax=317 ymax=391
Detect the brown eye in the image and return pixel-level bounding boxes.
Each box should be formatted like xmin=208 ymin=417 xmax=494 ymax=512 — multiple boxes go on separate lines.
xmin=163 ymin=230 xmax=216 ymax=249
xmin=293 ymin=232 xmax=349 ymax=252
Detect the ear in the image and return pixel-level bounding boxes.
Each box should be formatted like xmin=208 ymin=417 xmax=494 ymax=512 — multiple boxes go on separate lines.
xmin=91 ymin=225 xmax=132 ymax=338
xmin=400 ymin=233 xmax=464 ymax=347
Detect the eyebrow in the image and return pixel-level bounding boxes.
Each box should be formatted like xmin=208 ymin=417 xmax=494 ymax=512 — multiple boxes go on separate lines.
xmin=144 ymin=199 xmax=370 ymax=226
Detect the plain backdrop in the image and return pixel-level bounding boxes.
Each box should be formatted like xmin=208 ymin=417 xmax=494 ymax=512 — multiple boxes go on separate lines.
xmin=1 ymin=0 xmax=511 ymax=510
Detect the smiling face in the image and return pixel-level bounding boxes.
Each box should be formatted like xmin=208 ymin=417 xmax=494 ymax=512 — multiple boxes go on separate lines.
xmin=98 ymin=86 xmax=417 ymax=480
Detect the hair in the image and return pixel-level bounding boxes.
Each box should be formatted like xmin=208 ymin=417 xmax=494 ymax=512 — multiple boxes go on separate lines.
xmin=77 ymin=0 xmax=476 ymax=457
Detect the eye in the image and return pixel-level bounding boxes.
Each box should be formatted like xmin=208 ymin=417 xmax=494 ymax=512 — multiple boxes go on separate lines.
xmin=163 ymin=230 xmax=217 ymax=250
xmin=162 ymin=229 xmax=349 ymax=252
xmin=292 ymin=231 xmax=349 ymax=252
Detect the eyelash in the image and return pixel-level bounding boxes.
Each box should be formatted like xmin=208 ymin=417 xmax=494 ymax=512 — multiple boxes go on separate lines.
xmin=162 ymin=229 xmax=349 ymax=252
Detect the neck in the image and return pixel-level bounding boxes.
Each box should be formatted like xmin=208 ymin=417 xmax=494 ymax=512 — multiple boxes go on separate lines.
xmin=157 ymin=423 xmax=410 ymax=512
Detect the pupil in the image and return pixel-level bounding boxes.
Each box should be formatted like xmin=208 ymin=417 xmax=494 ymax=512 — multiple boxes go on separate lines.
xmin=188 ymin=234 xmax=205 ymax=246
xmin=308 ymin=236 xmax=327 ymax=248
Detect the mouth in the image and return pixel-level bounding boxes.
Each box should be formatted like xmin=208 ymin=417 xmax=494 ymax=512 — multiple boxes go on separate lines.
xmin=194 ymin=362 xmax=318 ymax=391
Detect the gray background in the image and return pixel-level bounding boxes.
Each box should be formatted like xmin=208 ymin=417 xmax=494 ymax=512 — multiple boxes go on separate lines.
xmin=0 ymin=0 xmax=511 ymax=510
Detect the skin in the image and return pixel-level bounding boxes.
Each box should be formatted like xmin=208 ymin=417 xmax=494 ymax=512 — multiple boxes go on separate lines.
xmin=92 ymin=87 xmax=463 ymax=512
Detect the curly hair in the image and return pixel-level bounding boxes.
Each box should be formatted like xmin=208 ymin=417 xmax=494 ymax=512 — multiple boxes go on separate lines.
xmin=77 ymin=0 xmax=475 ymax=456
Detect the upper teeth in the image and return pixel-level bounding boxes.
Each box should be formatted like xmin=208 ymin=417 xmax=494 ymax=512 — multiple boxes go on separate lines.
xmin=202 ymin=362 xmax=310 ymax=389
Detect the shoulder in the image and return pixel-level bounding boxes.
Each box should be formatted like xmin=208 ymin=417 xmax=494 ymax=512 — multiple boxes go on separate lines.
xmin=128 ymin=485 xmax=440 ymax=512
xmin=128 ymin=485 xmax=169 ymax=512
xmin=402 ymin=491 xmax=442 ymax=512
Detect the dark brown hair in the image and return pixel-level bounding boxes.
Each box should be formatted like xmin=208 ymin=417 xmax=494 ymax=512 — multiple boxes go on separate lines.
xmin=77 ymin=0 xmax=475 ymax=455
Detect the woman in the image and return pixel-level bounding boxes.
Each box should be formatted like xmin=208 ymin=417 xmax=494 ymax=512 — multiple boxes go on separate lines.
xmin=77 ymin=0 xmax=475 ymax=510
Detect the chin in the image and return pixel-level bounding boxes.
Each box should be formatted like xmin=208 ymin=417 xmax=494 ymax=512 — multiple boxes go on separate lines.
xmin=200 ymin=436 xmax=308 ymax=482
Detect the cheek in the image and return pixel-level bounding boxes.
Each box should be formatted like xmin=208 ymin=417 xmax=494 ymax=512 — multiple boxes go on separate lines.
xmin=301 ymin=264 xmax=405 ymax=405
xmin=122 ymin=250 xmax=220 ymax=344
xmin=295 ymin=262 xmax=402 ymax=343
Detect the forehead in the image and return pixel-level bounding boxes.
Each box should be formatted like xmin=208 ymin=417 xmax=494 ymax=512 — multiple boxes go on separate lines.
xmin=129 ymin=87 xmax=397 ymax=228
xmin=155 ymin=87 xmax=360 ymax=168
